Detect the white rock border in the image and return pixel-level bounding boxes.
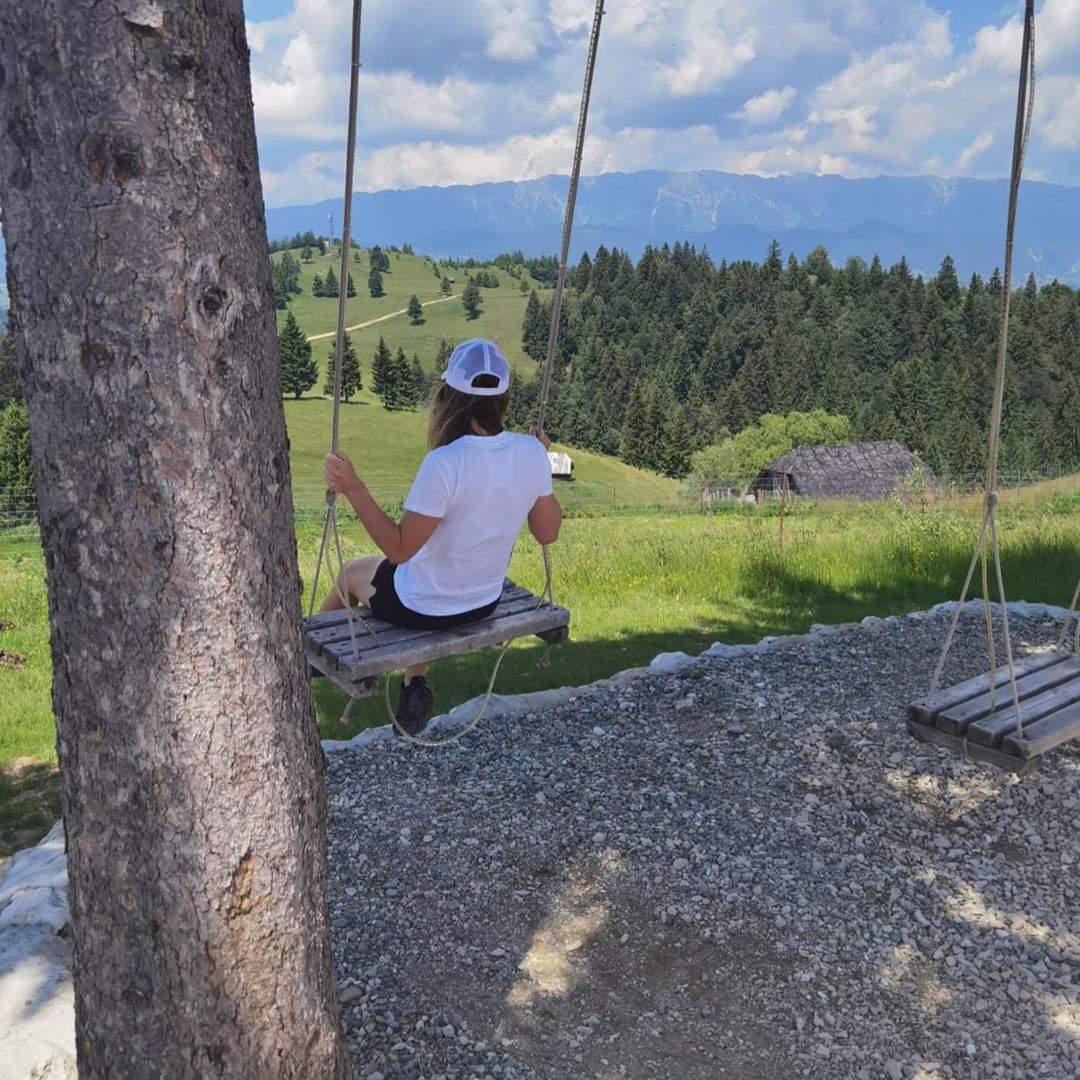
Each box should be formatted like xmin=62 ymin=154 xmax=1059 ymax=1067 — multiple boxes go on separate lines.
xmin=321 ymin=598 xmax=1076 ymax=752
xmin=0 ymin=820 xmax=67 ymax=933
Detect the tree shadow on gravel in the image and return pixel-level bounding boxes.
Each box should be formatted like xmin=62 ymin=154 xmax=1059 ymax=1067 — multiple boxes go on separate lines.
xmin=870 ymin=751 xmax=1080 ymax=1075
xmin=453 ymin=850 xmax=798 ymax=1080
xmin=0 ymin=759 xmax=61 ymax=858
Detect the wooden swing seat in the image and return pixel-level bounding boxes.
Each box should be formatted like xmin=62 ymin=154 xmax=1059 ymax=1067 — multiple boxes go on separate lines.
xmin=304 ymin=580 xmax=570 ymax=699
xmin=907 ymin=651 xmax=1080 ymax=774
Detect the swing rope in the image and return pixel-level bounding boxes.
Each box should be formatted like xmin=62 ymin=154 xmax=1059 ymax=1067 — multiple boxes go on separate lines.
xmin=930 ymin=0 xmax=1036 ymax=741
xmin=308 ymin=0 xmax=605 ymax=747
xmin=536 ymin=0 xmax=605 ymax=436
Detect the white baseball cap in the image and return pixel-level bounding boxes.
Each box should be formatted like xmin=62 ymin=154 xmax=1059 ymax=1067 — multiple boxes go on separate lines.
xmin=442 ymin=338 xmax=511 ymax=396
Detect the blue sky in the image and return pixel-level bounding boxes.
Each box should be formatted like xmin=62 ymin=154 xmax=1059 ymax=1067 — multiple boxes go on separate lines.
xmin=244 ymin=0 xmax=1080 ymax=206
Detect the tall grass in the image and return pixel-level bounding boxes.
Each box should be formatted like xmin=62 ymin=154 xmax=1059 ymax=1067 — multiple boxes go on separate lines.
xmin=3 ymin=492 xmax=1078 ymax=764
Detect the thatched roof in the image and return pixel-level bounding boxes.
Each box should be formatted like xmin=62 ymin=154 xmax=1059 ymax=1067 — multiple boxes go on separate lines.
xmin=756 ymin=441 xmax=935 ymax=499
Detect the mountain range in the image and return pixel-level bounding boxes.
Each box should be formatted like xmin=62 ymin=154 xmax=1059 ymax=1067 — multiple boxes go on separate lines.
xmin=3 ymin=169 xmax=1080 ymax=328
xmin=265 ymin=169 xmax=1080 ymax=286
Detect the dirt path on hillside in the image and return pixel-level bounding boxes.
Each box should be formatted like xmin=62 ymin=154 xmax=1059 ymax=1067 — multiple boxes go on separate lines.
xmin=306 ymin=293 xmax=461 ymax=342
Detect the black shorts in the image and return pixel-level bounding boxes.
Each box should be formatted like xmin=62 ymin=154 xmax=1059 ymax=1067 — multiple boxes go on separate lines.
xmin=368 ymin=559 xmax=499 ymax=631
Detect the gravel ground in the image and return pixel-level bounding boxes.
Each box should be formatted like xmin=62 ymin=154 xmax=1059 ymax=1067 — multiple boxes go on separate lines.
xmin=325 ymin=611 xmax=1080 ymax=1080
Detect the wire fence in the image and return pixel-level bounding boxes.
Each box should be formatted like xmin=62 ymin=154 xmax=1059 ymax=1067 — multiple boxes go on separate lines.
xmin=2 ymin=468 xmax=1076 ymax=538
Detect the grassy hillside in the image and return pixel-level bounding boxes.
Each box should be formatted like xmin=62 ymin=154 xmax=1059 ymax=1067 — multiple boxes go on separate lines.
xmin=275 ymin=246 xmax=683 ymax=512
xmin=285 ymin=396 xmax=683 ymax=514
xmin=274 ymin=246 xmax=548 ymax=371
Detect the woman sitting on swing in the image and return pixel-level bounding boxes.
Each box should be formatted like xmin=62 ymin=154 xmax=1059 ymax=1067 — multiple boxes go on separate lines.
xmin=322 ymin=338 xmax=562 ymax=736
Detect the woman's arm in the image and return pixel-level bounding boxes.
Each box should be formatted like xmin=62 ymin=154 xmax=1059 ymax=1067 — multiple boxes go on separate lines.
xmin=324 ymin=452 xmax=440 ymax=563
xmin=528 ymin=494 xmax=562 ymax=545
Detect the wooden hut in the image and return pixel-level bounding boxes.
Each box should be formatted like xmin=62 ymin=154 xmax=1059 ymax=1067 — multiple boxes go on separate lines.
xmin=752 ymin=441 xmax=935 ymax=500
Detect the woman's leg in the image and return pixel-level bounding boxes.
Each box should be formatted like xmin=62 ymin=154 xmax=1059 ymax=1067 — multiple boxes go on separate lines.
xmin=403 ymin=663 xmax=428 ymax=686
xmin=319 ymin=555 xmax=382 ymax=612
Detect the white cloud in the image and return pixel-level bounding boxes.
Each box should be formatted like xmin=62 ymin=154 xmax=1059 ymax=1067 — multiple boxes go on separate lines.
xmin=548 ymin=0 xmax=596 ymax=35
xmin=651 ymin=3 xmax=757 ymax=97
xmin=665 ymin=33 xmax=756 ymax=97
xmin=1042 ymin=79 xmax=1080 ymax=149
xmin=726 ymin=145 xmax=853 ymax=177
xmin=953 ymin=130 xmax=996 ymax=173
xmin=252 ymin=32 xmax=343 ymax=140
xmin=731 ymin=86 xmax=797 ymax=126
xmin=482 ymin=0 xmax=546 ymax=61
xmin=262 ymin=151 xmax=344 ymax=205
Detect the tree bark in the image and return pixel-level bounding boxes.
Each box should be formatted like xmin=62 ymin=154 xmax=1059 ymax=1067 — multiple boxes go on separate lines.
xmin=0 ymin=3 xmax=351 ymax=1077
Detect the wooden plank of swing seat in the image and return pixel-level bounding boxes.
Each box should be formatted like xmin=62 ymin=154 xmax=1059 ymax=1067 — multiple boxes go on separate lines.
xmin=905 ymin=716 xmax=1039 ymax=776
xmin=325 ymin=601 xmax=569 ymax=681
xmin=935 ymin=655 xmax=1080 ymax=736
xmin=306 ymin=647 xmax=379 ymax=700
xmin=907 ymin=651 xmax=1063 ymax=727
xmin=1003 ymin=699 xmax=1080 ymax=760
xmin=967 ymin=664 xmax=1080 ymax=747
xmin=313 ymin=595 xmax=552 ymax=670
xmin=302 ymin=580 xmax=569 ymax=686
xmin=307 ymin=588 xmax=538 ymax=654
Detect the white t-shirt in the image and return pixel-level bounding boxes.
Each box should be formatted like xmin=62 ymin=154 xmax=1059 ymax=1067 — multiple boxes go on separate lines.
xmin=395 ymin=431 xmax=554 ymax=615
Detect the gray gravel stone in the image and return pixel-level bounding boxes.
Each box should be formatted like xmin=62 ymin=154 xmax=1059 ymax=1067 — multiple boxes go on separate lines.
xmin=324 ymin=610 xmax=1080 ymax=1079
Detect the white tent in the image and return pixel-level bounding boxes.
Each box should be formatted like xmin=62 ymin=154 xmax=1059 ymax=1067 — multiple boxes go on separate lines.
xmin=548 ymin=451 xmax=573 ymax=479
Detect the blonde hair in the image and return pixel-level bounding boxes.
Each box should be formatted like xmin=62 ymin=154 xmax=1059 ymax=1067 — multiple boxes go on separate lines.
xmin=427 ymin=377 xmax=511 ymax=450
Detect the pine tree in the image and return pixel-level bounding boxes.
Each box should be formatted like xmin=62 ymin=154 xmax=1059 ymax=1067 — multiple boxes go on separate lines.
xmin=524 ymin=291 xmax=551 ymax=361
xmin=346 ymin=272 xmax=356 ymax=298
xmin=300 ymin=245 xmax=313 ymax=262
xmin=279 ymin=252 xmax=301 ymax=293
xmin=463 ymin=278 xmax=483 ymax=319
xmin=0 ymin=330 xmax=20 ymax=406
xmin=0 ymin=400 xmax=34 ymax=519
xmin=323 ymin=332 xmax=362 ymax=402
xmin=368 ymin=266 xmax=384 ymax=298
xmin=934 ymin=255 xmax=961 ymax=306
xmin=273 ymin=268 xmax=290 ymax=310
xmin=312 ymin=273 xmax=324 ymax=297
xmin=371 ymin=336 xmax=393 ymax=406
xmin=410 ymin=355 xmax=427 ymax=403
xmin=278 ymin=310 xmax=317 ymax=399
xmin=522 ymin=290 xmax=542 ymax=360
xmin=391 ymin=347 xmax=417 ymax=410
xmin=620 ymin=382 xmax=650 ymax=468
xmin=323 ymin=265 xmax=339 ymax=298
xmin=407 ymin=294 xmax=424 ymax=324
xmin=763 ymin=239 xmax=784 ymax=282
xmin=369 ymin=245 xmax=390 ymax=273
xmin=434 ymin=339 xmax=455 ymax=370
xmin=440 ymin=275 xmax=453 ymax=296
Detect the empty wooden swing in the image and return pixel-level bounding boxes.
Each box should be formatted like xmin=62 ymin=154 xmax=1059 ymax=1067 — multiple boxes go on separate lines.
xmin=907 ymin=0 xmax=1080 ymax=775
xmin=301 ymin=0 xmax=605 ymax=727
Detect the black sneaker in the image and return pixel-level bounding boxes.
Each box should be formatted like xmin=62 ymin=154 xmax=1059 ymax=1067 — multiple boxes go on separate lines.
xmin=395 ymin=676 xmax=434 ymax=738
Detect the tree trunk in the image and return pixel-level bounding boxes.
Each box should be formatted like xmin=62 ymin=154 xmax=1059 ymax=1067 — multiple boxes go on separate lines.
xmin=0 ymin=4 xmax=351 ymax=1077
